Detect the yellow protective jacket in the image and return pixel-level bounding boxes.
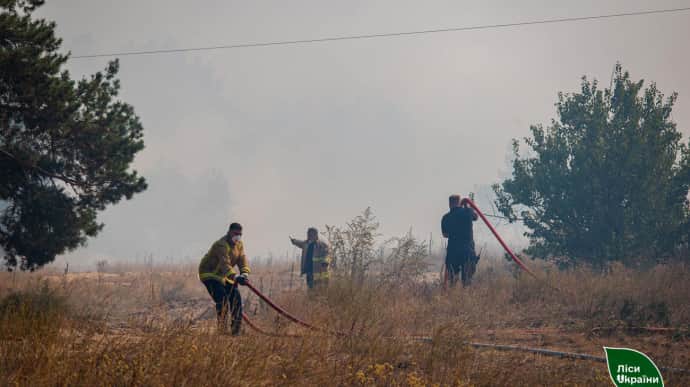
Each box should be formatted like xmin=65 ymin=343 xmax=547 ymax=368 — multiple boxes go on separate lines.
xmin=198 ymin=236 xmax=250 ymax=283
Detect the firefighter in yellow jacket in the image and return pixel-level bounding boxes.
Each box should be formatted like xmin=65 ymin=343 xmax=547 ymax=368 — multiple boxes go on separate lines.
xmin=199 ymin=222 xmax=250 ymax=335
xmin=290 ymin=227 xmax=330 ymax=289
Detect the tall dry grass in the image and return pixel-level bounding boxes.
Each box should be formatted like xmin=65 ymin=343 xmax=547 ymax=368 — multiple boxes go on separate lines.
xmin=1 ymin=259 xmax=689 ymax=386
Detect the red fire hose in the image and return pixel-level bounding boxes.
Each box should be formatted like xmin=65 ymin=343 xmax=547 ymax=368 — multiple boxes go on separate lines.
xmin=241 ymin=312 xmax=302 ymax=338
xmin=238 ymin=284 xmax=689 ymax=374
xmin=244 ymin=281 xmax=347 ymax=337
xmin=461 ymin=198 xmax=536 ymax=277
xmin=237 ymin=283 xmax=689 ymax=374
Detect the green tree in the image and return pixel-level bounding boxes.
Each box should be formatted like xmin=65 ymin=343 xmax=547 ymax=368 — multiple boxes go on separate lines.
xmin=493 ymin=65 xmax=690 ymax=266
xmin=0 ymin=0 xmax=146 ymax=270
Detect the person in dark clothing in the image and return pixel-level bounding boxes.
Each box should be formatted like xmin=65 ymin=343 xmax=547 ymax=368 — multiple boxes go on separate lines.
xmin=290 ymin=227 xmax=331 ymax=290
xmin=441 ymin=195 xmax=478 ymax=287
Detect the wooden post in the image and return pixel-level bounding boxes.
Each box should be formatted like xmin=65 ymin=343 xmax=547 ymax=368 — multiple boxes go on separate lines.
xmin=259 ymin=277 xmax=265 ymax=313
xmin=149 ymin=254 xmax=155 ymax=302
xmin=63 ymin=262 xmax=69 ymax=289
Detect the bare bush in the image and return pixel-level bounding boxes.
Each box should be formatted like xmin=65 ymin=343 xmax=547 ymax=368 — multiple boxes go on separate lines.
xmin=325 ymin=207 xmax=380 ymax=283
xmin=378 ymin=230 xmax=430 ymax=284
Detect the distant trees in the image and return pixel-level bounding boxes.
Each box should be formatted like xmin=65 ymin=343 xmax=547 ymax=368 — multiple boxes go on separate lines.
xmin=493 ymin=65 xmax=690 ymax=267
xmin=1 ymin=0 xmax=147 ymax=270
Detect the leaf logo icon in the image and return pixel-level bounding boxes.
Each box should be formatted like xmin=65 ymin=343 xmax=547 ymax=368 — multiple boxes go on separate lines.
xmin=604 ymin=347 xmax=663 ymax=387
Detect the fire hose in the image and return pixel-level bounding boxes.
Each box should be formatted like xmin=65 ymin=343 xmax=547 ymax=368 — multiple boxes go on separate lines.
xmin=460 ymin=198 xmax=535 ymax=277
xmin=243 ymin=281 xmax=347 ymax=337
xmin=237 ymin=281 xmax=689 ymax=374
xmin=240 ymin=312 xmax=301 ymax=338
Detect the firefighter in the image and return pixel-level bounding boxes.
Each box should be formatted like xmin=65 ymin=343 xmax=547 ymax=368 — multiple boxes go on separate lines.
xmin=198 ymin=222 xmax=250 ymax=335
xmin=290 ymin=227 xmax=331 ymax=289
xmin=441 ymin=195 xmax=478 ymax=287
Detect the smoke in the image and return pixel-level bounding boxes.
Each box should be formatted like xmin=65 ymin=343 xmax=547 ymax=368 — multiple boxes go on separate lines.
xmin=67 ymin=167 xmax=231 ymax=265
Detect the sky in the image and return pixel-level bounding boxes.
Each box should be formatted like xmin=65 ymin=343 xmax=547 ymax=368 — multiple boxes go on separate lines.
xmin=37 ymin=0 xmax=690 ymax=268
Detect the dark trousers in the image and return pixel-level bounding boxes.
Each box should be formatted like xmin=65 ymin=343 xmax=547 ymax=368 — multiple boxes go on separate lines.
xmin=305 ymin=272 xmax=314 ymax=289
xmin=202 ymin=279 xmax=243 ymax=335
xmin=446 ymin=243 xmax=477 ymax=287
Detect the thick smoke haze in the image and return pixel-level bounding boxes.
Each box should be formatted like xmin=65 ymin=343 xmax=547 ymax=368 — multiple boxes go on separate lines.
xmin=39 ymin=1 xmax=690 ymax=268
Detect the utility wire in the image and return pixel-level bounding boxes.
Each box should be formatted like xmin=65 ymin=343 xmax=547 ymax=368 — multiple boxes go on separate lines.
xmin=71 ymin=6 xmax=690 ymax=59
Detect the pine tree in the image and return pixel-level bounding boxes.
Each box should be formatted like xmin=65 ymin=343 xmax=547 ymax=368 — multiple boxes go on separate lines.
xmin=1 ymin=0 xmax=147 ymax=270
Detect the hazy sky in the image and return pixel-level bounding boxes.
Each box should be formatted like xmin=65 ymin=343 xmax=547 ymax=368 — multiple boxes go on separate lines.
xmin=39 ymin=1 xmax=690 ymax=267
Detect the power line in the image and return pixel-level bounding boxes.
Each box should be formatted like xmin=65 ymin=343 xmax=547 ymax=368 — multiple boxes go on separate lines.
xmin=71 ymin=6 xmax=690 ymax=59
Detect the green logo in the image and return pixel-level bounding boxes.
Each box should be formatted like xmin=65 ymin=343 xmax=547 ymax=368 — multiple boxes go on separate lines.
xmin=604 ymin=347 xmax=663 ymax=386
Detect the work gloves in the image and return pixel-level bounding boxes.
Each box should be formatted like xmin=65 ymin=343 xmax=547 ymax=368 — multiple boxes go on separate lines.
xmin=235 ymin=273 xmax=249 ymax=285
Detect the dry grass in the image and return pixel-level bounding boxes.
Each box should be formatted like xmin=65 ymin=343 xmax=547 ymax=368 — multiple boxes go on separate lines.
xmin=1 ymin=259 xmax=689 ymax=386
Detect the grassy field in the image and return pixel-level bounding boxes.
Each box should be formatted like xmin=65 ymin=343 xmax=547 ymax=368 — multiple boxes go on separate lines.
xmin=1 ymin=258 xmax=689 ymax=386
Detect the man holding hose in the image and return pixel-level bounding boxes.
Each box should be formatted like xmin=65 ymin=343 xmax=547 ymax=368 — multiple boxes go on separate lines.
xmin=442 ymin=195 xmax=478 ymax=287
xmin=198 ymin=222 xmax=250 ymax=335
